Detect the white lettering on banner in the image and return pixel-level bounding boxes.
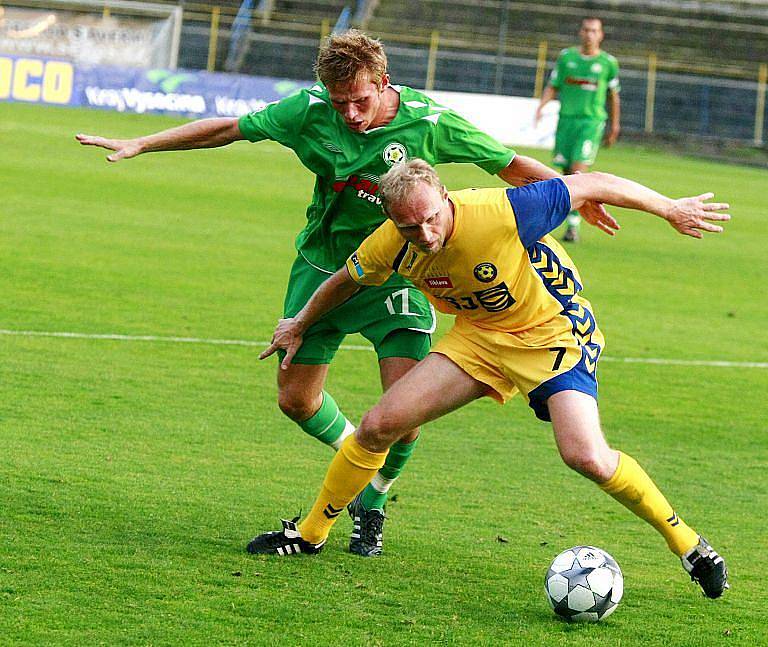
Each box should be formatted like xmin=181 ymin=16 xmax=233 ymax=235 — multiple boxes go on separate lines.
xmin=214 ymin=95 xmax=270 ymax=117
xmin=84 ymin=86 xmax=206 ymax=114
xmin=84 ymin=86 xmax=126 ymax=112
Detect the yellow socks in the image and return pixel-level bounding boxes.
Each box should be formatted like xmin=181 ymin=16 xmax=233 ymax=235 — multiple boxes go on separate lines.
xmin=299 ymin=435 xmax=387 ymax=544
xmin=298 ymin=443 xmax=701 ymax=555
xmin=600 ymin=451 xmax=699 ymax=556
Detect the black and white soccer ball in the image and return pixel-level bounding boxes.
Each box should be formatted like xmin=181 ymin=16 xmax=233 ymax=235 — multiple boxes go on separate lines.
xmin=544 ymin=546 xmax=623 ymax=622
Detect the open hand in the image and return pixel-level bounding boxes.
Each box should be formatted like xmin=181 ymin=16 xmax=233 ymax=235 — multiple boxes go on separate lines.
xmin=665 ymin=193 xmax=730 ymax=238
xmin=577 ymin=199 xmax=620 ymax=236
xmin=75 ymin=133 xmax=143 ymax=162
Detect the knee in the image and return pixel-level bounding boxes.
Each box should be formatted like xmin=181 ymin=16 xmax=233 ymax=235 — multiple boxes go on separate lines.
xmin=560 ymin=447 xmax=617 ymax=483
xmin=358 ymin=406 xmax=406 ymax=451
xmin=277 ymin=389 xmax=319 ymax=423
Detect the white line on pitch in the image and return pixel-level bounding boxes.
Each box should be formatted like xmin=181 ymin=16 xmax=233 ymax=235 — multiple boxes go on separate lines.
xmin=1 ymin=328 xmax=766 ymax=369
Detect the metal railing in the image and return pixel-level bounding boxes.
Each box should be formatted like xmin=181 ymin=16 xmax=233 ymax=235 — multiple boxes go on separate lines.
xmin=179 ymin=9 xmax=768 ymax=145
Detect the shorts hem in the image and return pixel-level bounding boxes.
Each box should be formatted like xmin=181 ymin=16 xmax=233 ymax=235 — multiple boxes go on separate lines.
xmin=528 ymin=370 xmax=598 ymax=421
xmin=431 ymin=350 xmax=507 ymax=404
xmin=277 ymin=348 xmax=335 ymax=365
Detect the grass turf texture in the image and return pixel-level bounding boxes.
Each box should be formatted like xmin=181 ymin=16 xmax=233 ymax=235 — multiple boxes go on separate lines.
xmin=1 ymin=102 xmax=766 ymax=645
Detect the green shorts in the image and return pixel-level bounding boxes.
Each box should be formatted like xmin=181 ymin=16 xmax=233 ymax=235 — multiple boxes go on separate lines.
xmin=553 ymin=117 xmax=605 ymax=170
xmin=282 ymin=254 xmax=435 ymax=365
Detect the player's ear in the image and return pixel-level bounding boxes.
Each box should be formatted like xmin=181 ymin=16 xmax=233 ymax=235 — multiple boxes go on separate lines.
xmin=380 ymin=73 xmax=390 ymax=90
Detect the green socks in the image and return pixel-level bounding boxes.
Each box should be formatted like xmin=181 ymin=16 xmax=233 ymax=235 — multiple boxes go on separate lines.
xmin=360 ymin=437 xmax=419 ymax=511
xmin=297 ymin=391 xmax=354 ymax=450
xmin=298 ymin=392 xmax=419 ymax=511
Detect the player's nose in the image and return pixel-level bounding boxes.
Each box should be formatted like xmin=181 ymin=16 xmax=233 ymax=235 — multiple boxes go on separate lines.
xmin=420 ymin=227 xmax=438 ymax=245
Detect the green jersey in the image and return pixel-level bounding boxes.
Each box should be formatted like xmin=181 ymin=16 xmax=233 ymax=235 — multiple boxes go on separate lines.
xmin=549 ymin=47 xmax=620 ymax=121
xmin=238 ymin=83 xmax=515 ymax=271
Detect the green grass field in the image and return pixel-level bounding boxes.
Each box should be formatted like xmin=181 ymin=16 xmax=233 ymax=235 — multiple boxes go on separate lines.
xmin=2 ymin=102 xmax=766 ymax=646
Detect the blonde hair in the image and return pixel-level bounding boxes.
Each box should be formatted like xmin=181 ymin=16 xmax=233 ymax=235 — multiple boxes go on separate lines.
xmin=380 ymin=159 xmax=444 ymax=213
xmin=314 ymin=29 xmax=388 ymax=88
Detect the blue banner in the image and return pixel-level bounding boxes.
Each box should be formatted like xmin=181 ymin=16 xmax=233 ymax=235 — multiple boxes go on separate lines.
xmin=0 ymin=54 xmax=311 ymax=117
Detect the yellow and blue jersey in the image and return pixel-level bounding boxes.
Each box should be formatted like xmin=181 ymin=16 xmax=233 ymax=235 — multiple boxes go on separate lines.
xmin=345 ymin=178 xmax=604 ymax=421
xmin=346 ymin=178 xmax=583 ymax=332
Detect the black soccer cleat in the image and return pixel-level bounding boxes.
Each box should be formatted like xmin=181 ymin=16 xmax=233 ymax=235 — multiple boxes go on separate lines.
xmin=246 ymin=517 xmax=325 ymax=556
xmin=348 ymin=494 xmax=385 ymax=557
xmin=681 ymin=536 xmax=729 ymax=598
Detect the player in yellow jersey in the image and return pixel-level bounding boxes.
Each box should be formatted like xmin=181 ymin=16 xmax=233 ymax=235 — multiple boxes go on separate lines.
xmin=249 ymin=160 xmax=730 ymax=598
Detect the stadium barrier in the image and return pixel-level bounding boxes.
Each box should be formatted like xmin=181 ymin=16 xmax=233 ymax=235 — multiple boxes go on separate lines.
xmin=0 ymin=54 xmax=302 ymax=117
xmin=0 ymin=53 xmax=559 ymax=147
xmin=178 ymin=5 xmax=768 ymax=147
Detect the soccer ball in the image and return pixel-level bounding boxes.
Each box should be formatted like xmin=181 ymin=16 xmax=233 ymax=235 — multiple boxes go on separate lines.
xmin=544 ymin=546 xmax=623 ymax=622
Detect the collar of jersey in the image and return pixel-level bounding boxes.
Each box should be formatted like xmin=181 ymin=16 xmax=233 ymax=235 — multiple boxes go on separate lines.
xmin=577 ymin=49 xmax=603 ymax=59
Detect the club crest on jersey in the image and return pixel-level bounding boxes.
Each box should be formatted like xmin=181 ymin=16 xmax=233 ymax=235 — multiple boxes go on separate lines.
xmin=474 ymin=262 xmax=497 ymax=283
xmin=382 ymin=142 xmax=408 ymax=166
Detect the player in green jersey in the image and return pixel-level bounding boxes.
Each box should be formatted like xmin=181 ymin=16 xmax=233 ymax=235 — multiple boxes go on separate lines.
xmin=535 ymin=17 xmax=621 ymax=243
xmin=77 ymin=30 xmax=617 ymax=557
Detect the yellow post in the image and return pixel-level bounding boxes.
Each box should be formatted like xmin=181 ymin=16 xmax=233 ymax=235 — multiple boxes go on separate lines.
xmin=534 ymin=40 xmax=548 ymax=98
xmin=102 ymin=3 xmax=110 ymax=19
xmin=425 ymin=30 xmax=440 ymax=91
xmin=207 ymin=6 xmax=221 ymax=73
xmin=645 ymin=52 xmax=657 ymax=134
xmin=754 ymin=63 xmax=767 ymax=146
xmin=320 ymin=19 xmax=330 ymax=45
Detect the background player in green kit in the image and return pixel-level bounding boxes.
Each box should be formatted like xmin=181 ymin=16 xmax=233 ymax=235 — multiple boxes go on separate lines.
xmin=77 ymin=30 xmax=617 ymax=557
xmin=535 ymin=17 xmax=621 ymax=242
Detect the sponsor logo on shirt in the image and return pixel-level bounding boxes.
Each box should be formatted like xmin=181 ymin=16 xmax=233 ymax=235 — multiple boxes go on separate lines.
xmin=565 ymin=77 xmax=598 ymax=91
xmin=435 ymin=281 xmax=516 ymax=312
xmin=425 ymin=276 xmax=453 ymax=289
xmin=474 ymin=282 xmax=516 ymax=312
xmin=332 ymin=175 xmax=382 ymax=205
xmin=382 ymin=142 xmax=408 ymax=166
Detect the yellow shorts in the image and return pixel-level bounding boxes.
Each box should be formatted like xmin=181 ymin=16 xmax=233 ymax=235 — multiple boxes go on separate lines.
xmin=432 ymin=296 xmax=605 ymax=421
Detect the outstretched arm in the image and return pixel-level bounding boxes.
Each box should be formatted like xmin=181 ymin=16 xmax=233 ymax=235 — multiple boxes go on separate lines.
xmin=259 ymin=268 xmax=360 ymax=369
xmin=564 ymin=172 xmax=730 ymax=238
xmin=498 ymin=156 xmax=620 ymax=236
xmin=76 ymin=117 xmax=244 ymax=162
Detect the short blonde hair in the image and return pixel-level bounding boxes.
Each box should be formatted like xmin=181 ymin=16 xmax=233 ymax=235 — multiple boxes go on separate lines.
xmin=314 ymin=29 xmax=388 ymax=88
xmin=380 ymin=159 xmax=444 ymax=213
